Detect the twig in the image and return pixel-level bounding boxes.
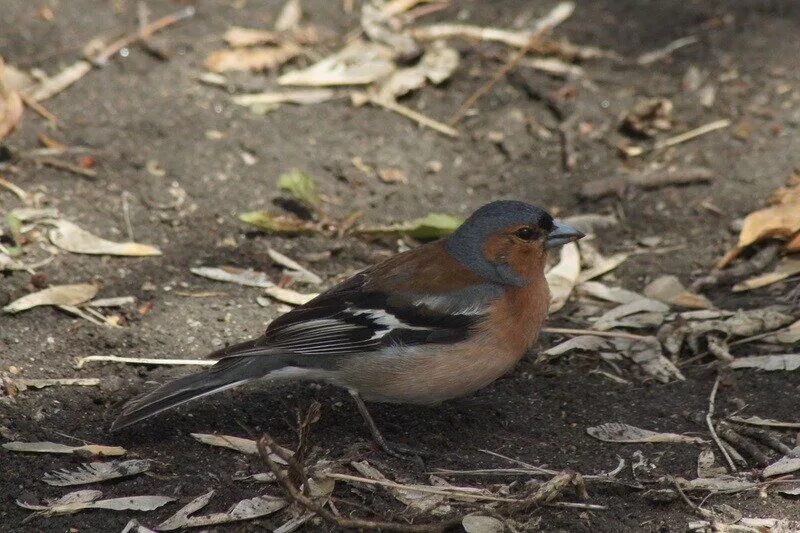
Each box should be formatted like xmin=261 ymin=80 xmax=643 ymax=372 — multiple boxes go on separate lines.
xmin=541 ymin=327 xmax=649 ymax=341
xmin=34 ymin=157 xmax=98 ymax=179
xmin=447 ymin=2 xmax=575 ymax=125
xmin=74 ymin=355 xmax=215 ymax=369
xmin=477 ymin=450 xmax=632 ymax=485
xmin=706 ymin=376 xmax=737 ymax=472
xmin=121 ymin=191 xmax=135 ymax=241
xmin=671 ymin=477 xmax=713 ymax=518
xmin=257 ymin=435 xmax=450 ymax=532
xmin=728 ymin=423 xmax=793 ymax=456
xmin=0 ymin=176 xmax=28 ymax=202
xmin=637 ymin=36 xmax=698 ymax=66
xmin=621 ymin=119 xmax=731 ymax=158
xmin=19 ymin=93 xmax=59 ymax=126
xmin=90 ymin=6 xmax=195 ymax=66
xmin=327 ymin=472 xmax=516 ymax=502
xmin=366 ymin=95 xmax=458 ymax=137
xmin=502 ymin=470 xmax=588 ymax=514
xmin=579 ymin=167 xmax=714 ymax=200
xmin=716 ymin=422 xmax=772 ymax=467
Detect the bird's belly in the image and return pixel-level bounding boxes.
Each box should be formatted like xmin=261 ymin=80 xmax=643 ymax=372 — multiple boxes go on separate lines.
xmin=333 ymin=344 xmax=525 ymax=404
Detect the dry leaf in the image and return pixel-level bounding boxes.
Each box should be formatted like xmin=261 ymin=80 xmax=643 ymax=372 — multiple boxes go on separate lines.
xmin=730 ymin=353 xmax=800 ymax=371
xmin=49 ymin=220 xmax=162 ymax=256
xmin=593 ymin=298 xmax=669 ymax=331
xmin=232 ymin=89 xmax=335 ymax=108
xmin=278 ymin=168 xmax=318 ymax=207
xmin=587 ymin=422 xmax=704 ymax=444
xmin=546 ymin=242 xmax=581 ymax=312
xmin=720 ymin=204 xmax=800 ymax=267
xmin=43 ymin=460 xmax=151 ymax=486
xmin=462 ymin=515 xmax=505 ymax=533
xmin=578 ymin=281 xmax=645 ymax=304
xmin=3 ymin=441 xmax=125 ymax=456
xmin=697 ymin=449 xmax=726 ymax=478
xmin=224 ymin=27 xmax=281 ymax=47
xmin=728 ymin=416 xmax=800 ymax=429
xmin=3 ymin=284 xmax=98 ymax=313
xmin=13 ymin=378 xmax=100 ymax=391
xmin=644 ymin=275 xmax=712 ymax=309
xmin=267 ymin=248 xmax=322 ymax=284
xmin=158 ymin=490 xmax=286 ymax=530
xmin=0 ymin=57 xmax=23 ymax=141
xmin=350 ymin=461 xmax=445 ymax=513
xmin=622 ymin=98 xmax=673 ymax=137
xmin=763 ymin=449 xmax=800 ymax=477
xmin=279 ymin=41 xmax=394 ymax=86
xmin=378 ymin=41 xmax=458 ymax=100
xmin=190 ymin=266 xmax=273 ymax=288
xmin=18 ymin=490 xmax=173 ymax=517
xmin=262 ymin=286 xmax=318 ymax=305
xmin=361 ymin=3 xmax=420 ymax=59
xmin=625 ymin=336 xmax=685 ymax=382
xmin=204 ymin=45 xmax=299 ymax=73
xmin=542 ymin=335 xmax=609 ymax=358
xmin=576 ymin=252 xmax=630 ymax=283
xmin=732 ymin=257 xmax=800 ymax=292
xmin=190 ymin=433 xmax=290 ymax=464
xmin=275 ymin=0 xmax=302 ymax=32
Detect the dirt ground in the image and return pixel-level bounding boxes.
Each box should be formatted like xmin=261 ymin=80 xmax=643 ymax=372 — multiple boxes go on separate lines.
xmin=2 ymin=1 xmax=800 ymax=531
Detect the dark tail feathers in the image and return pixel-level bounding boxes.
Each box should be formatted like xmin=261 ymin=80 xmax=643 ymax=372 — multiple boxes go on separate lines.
xmin=111 ymin=352 xmax=287 ymax=431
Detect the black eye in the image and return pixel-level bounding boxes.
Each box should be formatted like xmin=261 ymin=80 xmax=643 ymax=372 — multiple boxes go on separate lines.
xmin=514 ymin=227 xmax=538 ymax=241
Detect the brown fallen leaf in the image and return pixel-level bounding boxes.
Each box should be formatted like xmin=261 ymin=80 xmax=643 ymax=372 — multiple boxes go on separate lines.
xmin=43 ymin=459 xmax=152 ymax=486
xmin=587 ymin=422 xmax=705 ymax=444
xmin=224 ymin=26 xmax=282 ymax=46
xmin=3 ymin=441 xmax=125 ymax=456
xmin=262 ymin=286 xmax=318 ymax=306
xmin=190 ymin=266 xmax=273 ymax=288
xmin=3 ymin=284 xmax=99 ymax=313
xmin=0 ymin=57 xmax=24 ymax=141
xmin=204 ymin=44 xmax=300 ymax=73
xmin=732 ymin=257 xmax=800 ymax=292
xmin=49 ymin=220 xmax=162 ymax=256
xmin=644 ymin=275 xmax=713 ymax=309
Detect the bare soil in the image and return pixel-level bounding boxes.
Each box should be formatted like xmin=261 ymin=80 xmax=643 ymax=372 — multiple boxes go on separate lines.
xmin=2 ymin=1 xmax=800 ymax=531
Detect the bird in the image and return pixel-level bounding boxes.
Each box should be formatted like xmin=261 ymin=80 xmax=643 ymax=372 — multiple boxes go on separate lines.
xmin=111 ymin=200 xmax=584 ymax=455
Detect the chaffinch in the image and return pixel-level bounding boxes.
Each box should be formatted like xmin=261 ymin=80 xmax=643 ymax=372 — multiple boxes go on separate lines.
xmin=112 ymin=200 xmax=583 ymax=454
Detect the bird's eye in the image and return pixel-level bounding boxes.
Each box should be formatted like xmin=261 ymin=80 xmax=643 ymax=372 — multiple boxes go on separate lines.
xmin=514 ymin=227 xmax=538 ymax=241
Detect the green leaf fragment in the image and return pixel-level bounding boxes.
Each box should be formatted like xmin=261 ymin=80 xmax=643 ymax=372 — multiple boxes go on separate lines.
xmin=277 ymin=169 xmax=318 ymax=207
xmin=359 ymin=213 xmax=462 ymax=241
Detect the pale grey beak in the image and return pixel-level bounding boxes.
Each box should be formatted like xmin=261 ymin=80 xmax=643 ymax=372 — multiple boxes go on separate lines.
xmin=545 ymin=220 xmax=585 ymax=249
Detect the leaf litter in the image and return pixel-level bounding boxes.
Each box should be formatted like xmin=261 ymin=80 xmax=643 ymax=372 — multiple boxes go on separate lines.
xmin=43 ymin=459 xmax=152 ymax=486
xmin=587 ymin=422 xmax=706 ymax=444
xmin=49 ymin=219 xmax=162 ymax=256
xmin=17 ymin=490 xmax=173 ymax=520
xmin=157 ymin=490 xmax=287 ymax=530
xmin=3 ymin=441 xmax=126 ymax=456
xmin=3 ymin=283 xmax=98 ymax=313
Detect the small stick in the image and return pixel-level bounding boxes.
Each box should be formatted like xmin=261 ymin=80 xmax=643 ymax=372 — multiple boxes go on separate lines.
xmin=74 ymin=355 xmax=215 ymax=369
xmin=622 ymin=119 xmax=731 ymax=158
xmin=706 ymin=376 xmax=737 ymax=472
xmin=717 ymin=422 xmax=773 ymax=467
xmin=728 ymin=424 xmax=793 ymax=456
xmin=257 ymin=435 xmax=450 ymax=532
xmin=448 ymin=2 xmax=575 ymax=125
xmin=541 ymin=327 xmax=649 ymax=341
xmin=35 ymin=157 xmax=98 ymax=179
xmin=90 ymin=6 xmax=195 ymax=66
xmin=368 ymin=95 xmax=458 ymax=137
xmin=327 ymin=472 xmax=515 ymax=502
xmin=19 ymin=93 xmax=59 ymax=125
xmin=0 ymin=176 xmax=29 ymax=202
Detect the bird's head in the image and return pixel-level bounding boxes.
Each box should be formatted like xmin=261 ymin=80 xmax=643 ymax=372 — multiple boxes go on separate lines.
xmin=444 ymin=200 xmax=584 ymax=286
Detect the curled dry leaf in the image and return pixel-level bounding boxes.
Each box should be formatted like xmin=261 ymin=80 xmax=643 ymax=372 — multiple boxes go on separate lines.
xmin=622 ymin=98 xmax=673 ymax=137
xmin=644 ymin=275 xmax=712 ymax=309
xmin=43 ymin=459 xmax=152 ymax=486
xmin=3 ymin=441 xmax=125 ymax=456
xmin=158 ymin=491 xmax=286 ymax=530
xmin=358 ymin=212 xmax=462 ymax=241
xmin=546 ymin=242 xmax=581 ymax=312
xmin=587 ymin=422 xmax=705 ymax=444
xmin=238 ymin=211 xmax=320 ymax=234
xmin=578 ymin=281 xmax=645 ymax=304
xmin=3 ymin=283 xmax=98 ymax=313
xmin=279 ymin=40 xmax=395 ymax=86
xmin=50 ymin=220 xmax=162 ymax=256
xmin=542 ymin=335 xmax=609 ymax=358
xmin=224 ymin=26 xmax=282 ymax=47
xmin=204 ymin=44 xmax=300 ymax=73
xmin=0 ymin=57 xmax=24 ymax=141
xmin=190 ymin=266 xmax=273 ymax=288
xmin=592 ymin=298 xmax=669 ymax=331
xmin=730 ymin=353 xmax=800 ymax=372
xmin=378 ymin=41 xmax=458 ymax=100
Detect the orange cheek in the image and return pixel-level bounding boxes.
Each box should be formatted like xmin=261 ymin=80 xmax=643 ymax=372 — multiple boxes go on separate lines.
xmin=506 ymin=244 xmax=546 ymax=278
xmin=482 ymin=235 xmax=513 ymax=263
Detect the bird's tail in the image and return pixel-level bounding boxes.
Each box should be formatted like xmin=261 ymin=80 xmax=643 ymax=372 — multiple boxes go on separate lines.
xmin=111 ymin=348 xmax=291 ymax=431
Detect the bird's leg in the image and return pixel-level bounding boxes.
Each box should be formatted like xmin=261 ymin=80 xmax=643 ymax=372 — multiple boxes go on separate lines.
xmin=348 ymin=390 xmax=425 ymax=464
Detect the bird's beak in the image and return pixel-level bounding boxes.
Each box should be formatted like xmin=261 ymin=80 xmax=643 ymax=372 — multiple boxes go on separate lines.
xmin=545 ymin=220 xmax=585 ymax=249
